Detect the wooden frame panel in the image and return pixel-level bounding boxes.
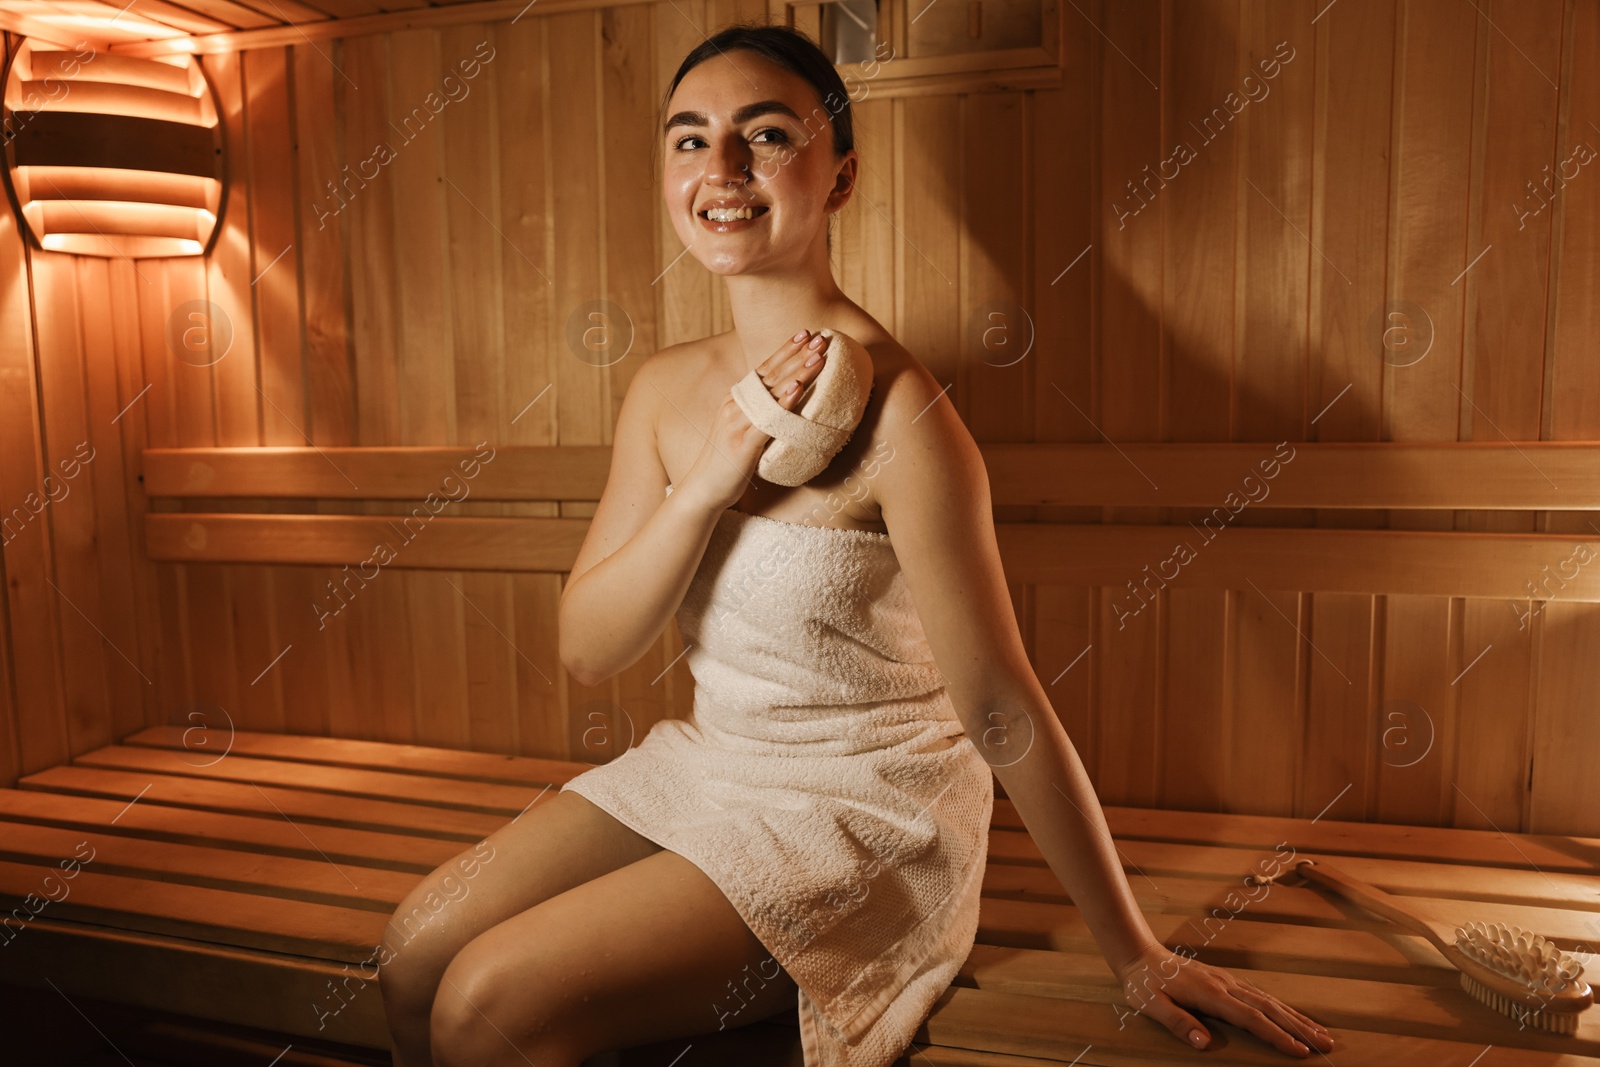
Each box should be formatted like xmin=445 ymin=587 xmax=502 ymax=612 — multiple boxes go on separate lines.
xmin=142 ymin=442 xmax=1600 ymax=507
xmin=143 ymin=511 xmax=1600 ymax=603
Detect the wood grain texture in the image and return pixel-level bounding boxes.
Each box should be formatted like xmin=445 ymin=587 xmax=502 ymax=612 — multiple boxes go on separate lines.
xmin=9 ymin=3 xmax=1599 ymax=840
xmin=5 ymin=732 xmax=1598 ymax=1057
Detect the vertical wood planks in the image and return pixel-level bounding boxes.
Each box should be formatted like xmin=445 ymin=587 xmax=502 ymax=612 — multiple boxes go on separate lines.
xmin=603 ymin=3 xmax=676 ymax=758
xmin=389 ymin=29 xmax=458 ymax=446
xmin=1227 ymin=0 xmax=1315 ymax=817
xmin=1031 ymin=11 xmax=1097 ymax=777
xmin=8 ymin=3 xmax=1594 ymax=837
xmin=547 ymin=10 xmax=612 ymax=758
xmin=1155 ymin=0 xmax=1240 ymax=813
xmin=103 ymin=258 xmax=164 ymax=732
xmin=1529 ymin=601 xmax=1600 ymax=834
xmin=1373 ymin=593 xmax=1453 ymax=825
xmin=961 ymin=91 xmax=1028 ymax=445
xmin=494 ymin=17 xmax=566 ymax=753
xmin=444 ymin=21 xmax=515 ymax=754
xmin=1373 ymin=1 xmax=1479 ymax=828
xmin=340 ymin=33 xmax=412 ymax=743
xmin=31 ymin=253 xmax=112 ymax=757
xmin=73 ymin=257 xmax=148 ymax=747
xmin=295 ymin=44 xmax=356 ymax=447
xmin=0 ymin=208 xmax=68 ymax=776
xmin=1529 ymin=0 xmax=1600 ymax=835
xmin=1093 ymin=0 xmax=1162 ymax=808
xmin=1304 ymin=0 xmax=1394 ymax=820
xmin=250 ymin=45 xmax=321 ymax=735
xmin=652 ymin=1 xmax=715 ymax=351
xmin=1383 ymin=1 xmax=1476 ymax=456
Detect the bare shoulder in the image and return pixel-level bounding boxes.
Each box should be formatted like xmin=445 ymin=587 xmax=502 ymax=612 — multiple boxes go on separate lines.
xmin=565 ymin=339 xmax=716 ymax=590
xmin=639 ymin=334 xmax=736 ymax=483
xmin=860 ymin=339 xmax=987 ymax=510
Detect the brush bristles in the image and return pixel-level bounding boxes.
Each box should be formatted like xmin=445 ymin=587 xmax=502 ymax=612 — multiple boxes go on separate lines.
xmin=1460 ymin=972 xmax=1580 ymax=1034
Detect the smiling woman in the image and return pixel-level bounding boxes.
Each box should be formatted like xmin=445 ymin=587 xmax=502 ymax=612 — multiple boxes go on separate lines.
xmin=7 ymin=2 xmax=1599 ymax=1064
xmin=368 ymin=19 xmax=1338 ymax=1067
xmin=657 ymin=24 xmax=857 ymax=269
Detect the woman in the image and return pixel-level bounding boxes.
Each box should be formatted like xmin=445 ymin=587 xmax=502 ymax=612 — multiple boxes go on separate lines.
xmin=379 ymin=23 xmax=1336 ymax=1067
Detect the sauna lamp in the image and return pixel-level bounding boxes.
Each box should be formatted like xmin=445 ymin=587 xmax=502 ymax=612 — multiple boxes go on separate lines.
xmin=1 ymin=38 xmax=225 ymax=258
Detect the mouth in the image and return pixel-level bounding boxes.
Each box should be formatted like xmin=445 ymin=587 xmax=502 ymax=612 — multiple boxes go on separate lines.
xmin=696 ymin=203 xmax=770 ymax=234
xmin=698 ymin=205 xmax=770 ymax=222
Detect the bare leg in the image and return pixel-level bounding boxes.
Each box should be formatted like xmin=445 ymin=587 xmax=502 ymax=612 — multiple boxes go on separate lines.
xmin=429 ymin=848 xmax=800 ymax=1067
xmin=379 ymin=791 xmax=663 ymax=1067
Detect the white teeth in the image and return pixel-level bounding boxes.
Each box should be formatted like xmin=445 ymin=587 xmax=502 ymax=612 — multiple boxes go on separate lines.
xmin=704 ymin=206 xmax=762 ymax=221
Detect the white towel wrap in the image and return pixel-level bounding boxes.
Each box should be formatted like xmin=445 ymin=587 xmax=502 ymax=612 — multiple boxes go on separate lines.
xmin=561 ymin=494 xmax=993 ymax=1066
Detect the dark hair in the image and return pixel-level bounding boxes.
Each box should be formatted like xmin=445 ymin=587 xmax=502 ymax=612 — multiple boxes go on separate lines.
xmin=660 ymin=23 xmax=855 ymax=160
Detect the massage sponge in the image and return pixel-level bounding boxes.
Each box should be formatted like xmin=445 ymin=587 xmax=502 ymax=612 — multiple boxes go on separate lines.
xmin=730 ymin=327 xmax=875 ymax=487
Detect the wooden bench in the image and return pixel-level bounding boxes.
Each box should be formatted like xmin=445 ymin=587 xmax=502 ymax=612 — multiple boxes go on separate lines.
xmin=2 ymin=726 xmax=1597 ymax=1064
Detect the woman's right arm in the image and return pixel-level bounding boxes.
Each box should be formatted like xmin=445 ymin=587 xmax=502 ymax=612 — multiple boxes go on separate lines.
xmin=558 ymin=332 xmax=829 ymax=686
xmin=557 ymin=355 xmax=719 ymax=688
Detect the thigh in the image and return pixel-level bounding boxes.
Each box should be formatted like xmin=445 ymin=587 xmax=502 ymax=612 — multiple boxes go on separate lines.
xmin=384 ymin=790 xmax=662 ymax=971
xmin=433 ymin=848 xmax=800 ymax=1062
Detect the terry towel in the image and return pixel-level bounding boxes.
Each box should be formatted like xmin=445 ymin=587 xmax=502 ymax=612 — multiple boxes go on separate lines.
xmin=560 ymin=488 xmax=995 ymax=1066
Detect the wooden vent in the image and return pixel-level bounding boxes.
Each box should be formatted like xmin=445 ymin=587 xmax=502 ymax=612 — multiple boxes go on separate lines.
xmin=1 ymin=38 xmax=225 ymax=258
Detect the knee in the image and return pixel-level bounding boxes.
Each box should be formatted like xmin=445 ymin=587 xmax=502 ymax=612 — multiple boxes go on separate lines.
xmin=429 ymin=947 xmax=587 ymax=1067
xmin=378 ymin=887 xmax=460 ymax=1011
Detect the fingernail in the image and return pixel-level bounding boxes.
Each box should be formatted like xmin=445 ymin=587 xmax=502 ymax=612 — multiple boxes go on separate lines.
xmin=1188 ymin=1030 xmax=1206 ymax=1048
xmin=804 ymin=352 xmax=821 ymax=367
xmin=809 ymin=334 xmax=826 ymax=349
xmin=1293 ymin=1040 xmax=1308 ymax=1055
xmin=787 ymin=381 xmax=799 ymax=394
xmin=793 ymin=328 xmax=809 ymax=342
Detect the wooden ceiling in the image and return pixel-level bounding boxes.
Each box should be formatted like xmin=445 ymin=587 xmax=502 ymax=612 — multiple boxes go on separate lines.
xmin=0 ymin=0 xmax=560 ymax=54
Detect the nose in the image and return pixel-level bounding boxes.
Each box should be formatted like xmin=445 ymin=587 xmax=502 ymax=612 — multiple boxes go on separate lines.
xmin=703 ymin=135 xmax=753 ymax=189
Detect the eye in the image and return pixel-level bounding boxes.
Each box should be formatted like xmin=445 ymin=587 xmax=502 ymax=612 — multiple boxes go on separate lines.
xmin=671 ymin=127 xmax=790 ymax=152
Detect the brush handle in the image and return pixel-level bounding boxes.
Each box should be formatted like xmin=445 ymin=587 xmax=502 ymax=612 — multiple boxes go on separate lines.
xmin=1296 ymin=859 xmax=1594 ymax=1016
xmin=1294 ymin=860 xmax=1456 ymax=950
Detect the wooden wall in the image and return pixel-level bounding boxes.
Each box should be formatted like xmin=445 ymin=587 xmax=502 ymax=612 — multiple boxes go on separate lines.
xmin=4 ymin=0 xmax=1599 ymax=835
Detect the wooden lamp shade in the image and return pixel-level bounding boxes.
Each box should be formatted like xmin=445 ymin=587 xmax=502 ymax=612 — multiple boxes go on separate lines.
xmin=1 ymin=38 xmax=225 ymax=258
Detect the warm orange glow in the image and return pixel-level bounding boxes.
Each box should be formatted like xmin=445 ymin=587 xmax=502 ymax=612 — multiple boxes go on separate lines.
xmin=40 ymin=233 xmax=203 ymax=257
xmin=57 ymin=14 xmax=184 ymax=37
xmin=2 ymin=39 xmax=223 ymax=258
xmin=18 ymin=166 xmax=217 ymax=211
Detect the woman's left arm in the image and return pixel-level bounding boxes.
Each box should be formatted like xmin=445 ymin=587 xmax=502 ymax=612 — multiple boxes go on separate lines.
xmin=870 ymin=362 xmax=1333 ymax=1058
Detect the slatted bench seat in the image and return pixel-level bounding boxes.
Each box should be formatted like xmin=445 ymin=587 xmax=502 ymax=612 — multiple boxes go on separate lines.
xmin=3 ymin=728 xmax=1598 ymax=1065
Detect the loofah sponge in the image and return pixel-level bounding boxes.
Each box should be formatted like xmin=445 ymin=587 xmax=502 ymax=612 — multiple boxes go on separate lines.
xmin=730 ymin=327 xmax=875 ymax=487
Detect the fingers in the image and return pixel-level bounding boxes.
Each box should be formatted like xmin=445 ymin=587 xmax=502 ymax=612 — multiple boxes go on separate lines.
xmin=1203 ymin=985 xmax=1322 ymax=1058
xmin=1135 ymin=990 xmax=1211 ymax=1051
xmin=756 ymin=330 xmax=814 ymax=377
xmin=1125 ymin=954 xmax=1337 ymax=1060
xmin=757 ymin=329 xmax=829 ymax=409
xmin=771 ymin=341 xmax=826 ymax=409
xmin=1232 ymin=985 xmax=1334 ymax=1054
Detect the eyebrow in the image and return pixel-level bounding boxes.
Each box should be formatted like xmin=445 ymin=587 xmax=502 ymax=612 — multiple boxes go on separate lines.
xmin=663 ymin=99 xmax=802 ymax=135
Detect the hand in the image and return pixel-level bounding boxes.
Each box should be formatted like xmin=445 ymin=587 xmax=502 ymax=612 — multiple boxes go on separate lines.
xmin=1114 ymin=942 xmax=1334 ymax=1057
xmin=679 ymin=328 xmax=831 ymax=511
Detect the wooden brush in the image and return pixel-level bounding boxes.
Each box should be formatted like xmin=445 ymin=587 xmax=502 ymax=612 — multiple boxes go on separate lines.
xmin=1289 ymin=859 xmax=1592 ymax=1034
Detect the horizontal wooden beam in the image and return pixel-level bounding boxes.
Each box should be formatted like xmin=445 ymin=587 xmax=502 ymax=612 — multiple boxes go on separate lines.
xmin=0 ymin=915 xmax=386 ymax=1047
xmin=983 ymin=441 xmax=1600 ymax=509
xmin=102 ymin=1 xmax=1061 ymax=99
xmin=145 ymin=513 xmax=589 ymax=572
xmin=997 ymin=523 xmax=1600 ymax=602
xmin=144 ymin=512 xmax=1600 ymax=601
xmin=143 ymin=442 xmax=1600 ymax=509
xmin=0 ymin=16 xmax=83 ymax=48
xmin=142 ymin=445 xmax=610 ymax=501
xmin=106 ymin=0 xmax=654 ymax=56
